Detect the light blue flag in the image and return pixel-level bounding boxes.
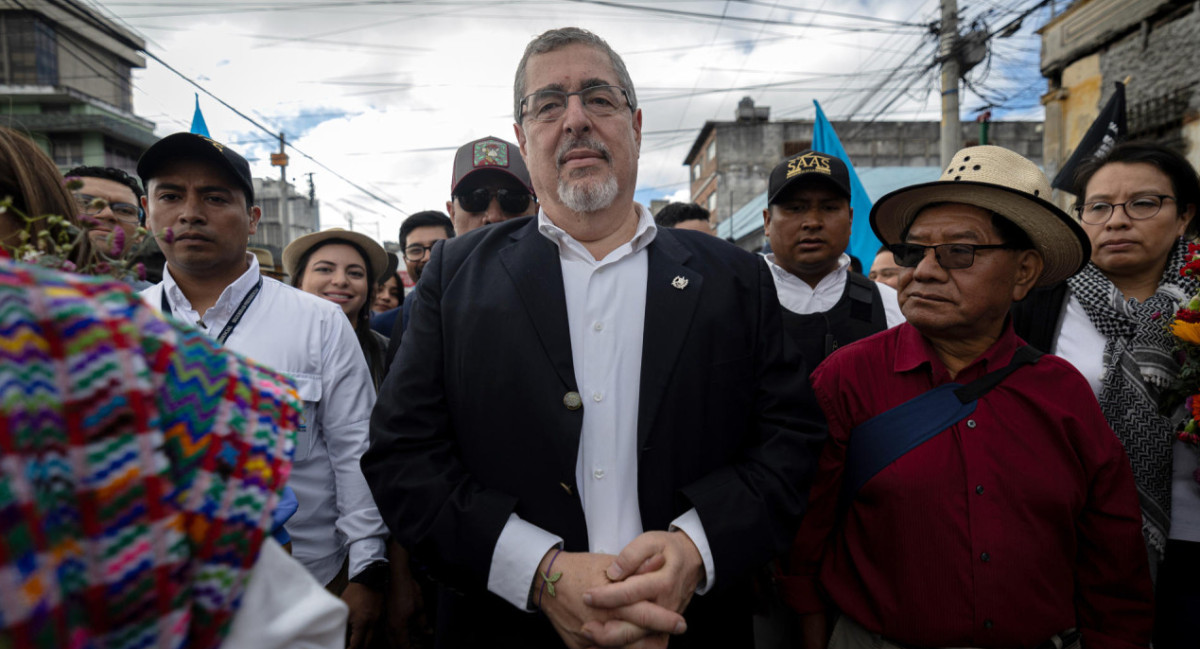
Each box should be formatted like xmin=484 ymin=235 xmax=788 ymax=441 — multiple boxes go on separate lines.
xmin=189 ymin=93 xmax=211 ymax=138
xmin=811 ymin=100 xmax=880 ymax=266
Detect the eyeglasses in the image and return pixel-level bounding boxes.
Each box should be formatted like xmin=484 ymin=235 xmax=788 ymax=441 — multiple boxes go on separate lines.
xmin=403 ymin=243 xmax=437 ymax=262
xmin=888 ymin=242 xmax=1019 ymax=270
xmin=76 ymin=193 xmax=140 ymax=223
xmin=520 ymin=85 xmax=633 ymax=123
xmin=454 ymin=187 xmax=535 ymax=215
xmin=1074 ymin=195 xmax=1175 ymax=224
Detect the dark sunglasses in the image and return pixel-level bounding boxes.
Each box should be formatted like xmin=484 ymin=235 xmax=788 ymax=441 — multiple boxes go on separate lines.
xmin=455 ymin=187 xmax=534 ymax=215
xmin=888 ymin=242 xmax=1018 ymax=270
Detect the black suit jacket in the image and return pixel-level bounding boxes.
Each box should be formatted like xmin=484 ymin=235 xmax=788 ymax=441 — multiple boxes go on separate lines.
xmin=363 ymin=216 xmax=826 ymax=647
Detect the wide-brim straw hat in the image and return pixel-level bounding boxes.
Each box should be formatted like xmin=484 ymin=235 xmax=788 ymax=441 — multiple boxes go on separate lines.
xmin=282 ymin=228 xmax=390 ymax=282
xmin=869 ymin=145 xmax=1090 ymax=286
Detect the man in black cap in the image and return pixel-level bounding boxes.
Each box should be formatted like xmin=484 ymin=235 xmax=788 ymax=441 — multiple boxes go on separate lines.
xmin=136 ymin=133 xmax=391 ymax=649
xmin=761 ymin=150 xmax=903 ymax=373
xmin=445 ymin=135 xmax=539 ymax=234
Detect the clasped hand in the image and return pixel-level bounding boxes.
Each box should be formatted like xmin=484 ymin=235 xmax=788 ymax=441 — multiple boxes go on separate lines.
xmin=539 ymin=531 xmax=704 ymax=649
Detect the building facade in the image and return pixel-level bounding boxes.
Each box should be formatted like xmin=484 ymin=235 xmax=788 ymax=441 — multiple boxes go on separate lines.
xmin=683 ymin=98 xmax=1044 ymax=226
xmin=0 ymin=0 xmax=155 ymax=173
xmin=1040 ymin=0 xmax=1200 ymax=205
xmin=250 ymin=177 xmax=321 ymax=264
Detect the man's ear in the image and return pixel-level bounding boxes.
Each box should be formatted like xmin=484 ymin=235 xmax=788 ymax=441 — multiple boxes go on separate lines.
xmin=762 ymin=207 xmax=772 ymax=238
xmin=445 ymin=199 xmax=455 ymax=219
xmin=248 ymin=205 xmax=262 ymax=236
xmin=1010 ymin=249 xmax=1044 ymax=302
xmin=514 ymin=122 xmax=527 ymax=157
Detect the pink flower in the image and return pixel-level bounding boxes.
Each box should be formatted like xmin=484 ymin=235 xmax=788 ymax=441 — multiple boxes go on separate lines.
xmin=109 ymin=228 xmax=126 ymax=257
xmin=135 ymin=262 xmax=147 ymax=280
xmin=1152 ymin=311 xmax=1162 ymax=320
xmin=78 ymin=213 xmax=100 ymax=228
xmin=161 ymin=227 xmax=174 ymax=244
xmin=60 ymin=260 xmax=77 ymax=273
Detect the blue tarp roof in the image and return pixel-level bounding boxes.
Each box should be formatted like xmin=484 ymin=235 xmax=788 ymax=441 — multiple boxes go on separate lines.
xmin=716 ymin=166 xmax=943 ymax=243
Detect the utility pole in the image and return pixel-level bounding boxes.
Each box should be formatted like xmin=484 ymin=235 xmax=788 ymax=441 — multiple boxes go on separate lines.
xmin=270 ymin=134 xmax=292 ymax=244
xmin=939 ymin=0 xmax=961 ymax=169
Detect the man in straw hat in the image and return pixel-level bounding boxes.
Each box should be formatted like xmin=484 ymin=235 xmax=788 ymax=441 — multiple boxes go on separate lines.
xmin=779 ymin=145 xmax=1153 ymax=649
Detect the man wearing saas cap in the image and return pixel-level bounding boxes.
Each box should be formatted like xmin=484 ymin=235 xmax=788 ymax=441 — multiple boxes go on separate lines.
xmin=761 ymin=150 xmax=903 ymax=374
xmin=137 ymin=133 xmax=390 ymax=649
xmin=445 ymin=135 xmax=539 ymax=234
xmin=780 ymin=145 xmax=1153 ymax=648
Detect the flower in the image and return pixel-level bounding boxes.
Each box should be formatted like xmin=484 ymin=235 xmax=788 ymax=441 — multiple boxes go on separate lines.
xmin=1172 ymin=320 xmax=1200 ymax=345
xmin=109 ymin=228 xmax=126 ymax=257
xmin=161 ymin=227 xmax=174 ymax=244
xmin=135 ymin=262 xmax=146 ymax=281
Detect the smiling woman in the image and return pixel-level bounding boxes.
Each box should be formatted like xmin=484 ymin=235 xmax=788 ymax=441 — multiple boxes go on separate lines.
xmin=284 ymin=228 xmax=390 ymax=390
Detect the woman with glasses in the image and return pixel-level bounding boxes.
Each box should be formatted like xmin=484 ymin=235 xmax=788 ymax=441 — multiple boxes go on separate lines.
xmin=1013 ymin=140 xmax=1200 ymax=647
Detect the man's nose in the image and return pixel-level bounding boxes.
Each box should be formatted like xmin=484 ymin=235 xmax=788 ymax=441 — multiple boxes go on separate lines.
xmin=484 ymin=199 xmax=505 ymax=224
xmin=912 ymin=247 xmax=946 ymax=280
xmin=562 ymin=94 xmax=592 ymax=134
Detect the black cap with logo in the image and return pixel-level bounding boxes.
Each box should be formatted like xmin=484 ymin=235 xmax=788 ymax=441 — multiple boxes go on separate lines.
xmin=767 ymin=150 xmax=851 ymax=204
xmin=137 ymin=133 xmax=256 ymax=205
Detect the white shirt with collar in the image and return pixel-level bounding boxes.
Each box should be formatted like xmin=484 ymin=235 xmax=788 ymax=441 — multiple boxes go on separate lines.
xmin=142 ymin=254 xmax=388 ymax=584
xmin=486 ymin=204 xmax=716 ymax=610
xmin=763 ymin=252 xmax=905 ymax=327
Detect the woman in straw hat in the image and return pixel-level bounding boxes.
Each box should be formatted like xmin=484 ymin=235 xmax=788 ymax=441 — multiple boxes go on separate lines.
xmin=1013 ymin=140 xmax=1200 ymax=647
xmin=284 ymin=228 xmax=391 ymax=390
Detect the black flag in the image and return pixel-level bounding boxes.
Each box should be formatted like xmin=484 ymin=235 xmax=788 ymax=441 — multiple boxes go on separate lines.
xmin=1052 ymin=82 xmax=1126 ymax=192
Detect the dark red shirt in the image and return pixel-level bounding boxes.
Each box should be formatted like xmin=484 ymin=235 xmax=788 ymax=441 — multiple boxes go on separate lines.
xmin=780 ymin=322 xmax=1153 ymax=649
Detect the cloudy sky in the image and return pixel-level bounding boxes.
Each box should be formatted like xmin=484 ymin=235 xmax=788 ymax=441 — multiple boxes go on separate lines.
xmin=93 ymin=0 xmax=1051 ymax=244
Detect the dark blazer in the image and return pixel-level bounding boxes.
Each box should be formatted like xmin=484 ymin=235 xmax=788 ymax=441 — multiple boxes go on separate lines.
xmin=363 ymin=216 xmax=826 ymax=648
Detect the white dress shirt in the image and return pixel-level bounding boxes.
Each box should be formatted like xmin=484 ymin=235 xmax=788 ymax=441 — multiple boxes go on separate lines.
xmin=763 ymin=252 xmax=905 ymax=327
xmin=142 ymin=255 xmax=389 ymax=583
xmin=224 ymin=539 xmax=348 ymax=648
xmin=486 ymin=205 xmax=716 ymax=609
xmin=1054 ymin=289 xmax=1200 ymax=543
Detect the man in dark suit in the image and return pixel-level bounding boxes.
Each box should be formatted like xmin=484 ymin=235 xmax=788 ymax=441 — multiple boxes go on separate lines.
xmin=363 ymin=26 xmax=825 ymax=649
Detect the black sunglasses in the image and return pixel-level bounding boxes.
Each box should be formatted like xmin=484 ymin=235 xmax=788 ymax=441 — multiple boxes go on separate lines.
xmin=888 ymin=242 xmax=1018 ymax=270
xmin=455 ymin=187 xmax=534 ymax=215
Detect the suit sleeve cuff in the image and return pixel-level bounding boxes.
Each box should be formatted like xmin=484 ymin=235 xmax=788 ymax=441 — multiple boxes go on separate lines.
xmin=487 ymin=513 xmax=563 ymax=611
xmin=670 ymin=508 xmax=715 ymax=595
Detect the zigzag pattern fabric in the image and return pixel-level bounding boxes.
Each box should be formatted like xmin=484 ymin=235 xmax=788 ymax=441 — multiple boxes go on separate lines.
xmin=0 ymin=259 xmax=299 ymax=649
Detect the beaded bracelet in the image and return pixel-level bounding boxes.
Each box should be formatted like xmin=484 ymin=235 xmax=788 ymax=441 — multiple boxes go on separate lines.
xmin=537 ymin=549 xmax=563 ymax=609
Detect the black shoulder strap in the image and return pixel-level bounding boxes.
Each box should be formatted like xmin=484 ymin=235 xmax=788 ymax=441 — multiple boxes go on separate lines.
xmin=845 ymin=272 xmax=877 ymax=326
xmin=840 ymin=345 xmax=1043 ymax=511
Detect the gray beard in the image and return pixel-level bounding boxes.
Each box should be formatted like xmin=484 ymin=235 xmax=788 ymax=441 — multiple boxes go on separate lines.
xmin=558 ymin=173 xmax=619 ymax=213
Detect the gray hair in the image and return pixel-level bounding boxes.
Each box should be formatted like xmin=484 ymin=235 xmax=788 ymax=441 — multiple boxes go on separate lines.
xmin=512 ymin=27 xmax=638 ymax=123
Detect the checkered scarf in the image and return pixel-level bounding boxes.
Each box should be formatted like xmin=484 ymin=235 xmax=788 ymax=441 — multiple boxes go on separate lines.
xmin=0 ymin=260 xmax=299 ymax=648
xmin=1067 ymin=239 xmax=1194 ymax=559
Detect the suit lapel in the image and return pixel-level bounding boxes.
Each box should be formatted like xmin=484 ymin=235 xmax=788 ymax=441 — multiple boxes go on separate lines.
xmin=499 ymin=220 xmax=578 ymax=391
xmin=637 ymin=229 xmax=702 ymax=449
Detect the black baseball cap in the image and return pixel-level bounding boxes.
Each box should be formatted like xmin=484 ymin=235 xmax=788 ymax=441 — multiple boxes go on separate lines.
xmin=451 ymin=136 xmax=534 ymax=196
xmin=137 ymin=133 xmax=255 ymax=205
xmin=767 ymin=150 xmax=851 ymax=204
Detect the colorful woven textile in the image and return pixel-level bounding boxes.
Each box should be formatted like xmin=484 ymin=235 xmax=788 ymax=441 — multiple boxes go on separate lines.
xmin=0 ymin=259 xmax=299 ymax=649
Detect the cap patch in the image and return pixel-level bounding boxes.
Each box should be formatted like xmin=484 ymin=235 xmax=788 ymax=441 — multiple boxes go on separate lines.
xmin=473 ymin=140 xmax=509 ymax=168
xmin=786 ymin=152 xmax=832 ymax=179
xmin=202 ymin=136 xmax=225 ymax=153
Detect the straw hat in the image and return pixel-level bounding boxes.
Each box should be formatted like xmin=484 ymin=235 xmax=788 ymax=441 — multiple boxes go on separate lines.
xmin=869 ymin=145 xmax=1090 ymax=286
xmin=282 ymin=228 xmax=390 ymax=282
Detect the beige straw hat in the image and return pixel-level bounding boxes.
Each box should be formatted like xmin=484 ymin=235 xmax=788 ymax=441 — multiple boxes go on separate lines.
xmin=869 ymin=145 xmax=1090 ymax=286
xmin=282 ymin=228 xmax=390 ymax=282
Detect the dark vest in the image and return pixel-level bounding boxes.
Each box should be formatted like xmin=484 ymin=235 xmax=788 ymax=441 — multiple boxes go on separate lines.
xmin=780 ymin=272 xmax=888 ymax=374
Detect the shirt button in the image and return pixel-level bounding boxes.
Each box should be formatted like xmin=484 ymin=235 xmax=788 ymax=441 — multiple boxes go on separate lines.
xmin=976 ymin=485 xmax=985 ymax=495
xmin=593 ymin=469 xmax=605 ymax=480
xmin=980 ymin=552 xmax=990 ymax=562
xmin=983 ymin=620 xmax=994 ymax=630
xmin=593 ymin=322 xmax=604 ymax=331
xmin=966 ymin=419 xmax=977 ymax=429
xmin=592 ymin=391 xmax=603 ymax=402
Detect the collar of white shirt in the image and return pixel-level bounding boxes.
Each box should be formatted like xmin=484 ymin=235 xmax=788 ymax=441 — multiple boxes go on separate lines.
xmin=763 ymin=252 xmax=851 ymax=315
xmin=162 ymin=252 xmax=262 ymax=327
xmin=536 ymin=203 xmax=658 ymax=264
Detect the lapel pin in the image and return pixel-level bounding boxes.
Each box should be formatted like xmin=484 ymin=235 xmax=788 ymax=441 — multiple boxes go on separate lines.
xmin=672 ymin=276 xmax=689 ymax=290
